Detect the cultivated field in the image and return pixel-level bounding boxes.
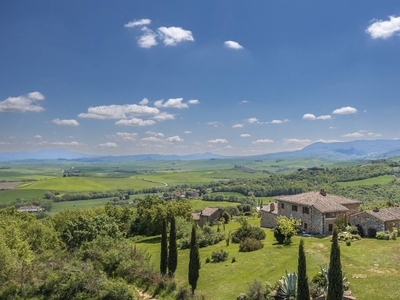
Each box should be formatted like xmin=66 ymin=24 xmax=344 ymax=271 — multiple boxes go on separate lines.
xmin=336 ymin=175 xmax=395 ymax=187
xmin=0 ymin=182 xmax=20 ymax=189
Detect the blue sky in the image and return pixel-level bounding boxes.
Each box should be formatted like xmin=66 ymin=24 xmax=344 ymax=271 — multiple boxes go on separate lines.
xmin=1 ymin=1 xmax=400 ymax=156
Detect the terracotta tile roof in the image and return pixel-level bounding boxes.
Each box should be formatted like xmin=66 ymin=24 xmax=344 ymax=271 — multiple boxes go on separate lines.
xmin=364 ymin=207 xmax=400 ymax=222
xmin=274 ymin=191 xmax=361 ymax=214
xmin=201 ymin=207 xmax=219 ymax=216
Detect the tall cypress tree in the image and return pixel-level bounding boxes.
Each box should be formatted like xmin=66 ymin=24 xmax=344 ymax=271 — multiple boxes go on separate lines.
xmin=188 ymin=224 xmax=200 ymax=295
xmin=160 ymin=218 xmax=168 ymax=276
xmin=168 ymin=215 xmax=177 ymax=278
xmin=327 ymin=226 xmax=343 ymax=300
xmin=297 ymin=239 xmax=310 ymax=300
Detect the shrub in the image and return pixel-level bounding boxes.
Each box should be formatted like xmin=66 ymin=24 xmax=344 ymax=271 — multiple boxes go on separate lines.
xmin=239 ymin=238 xmax=264 ymax=252
xmin=231 ymin=219 xmax=266 ymax=243
xmin=355 ymin=224 xmax=364 ymax=237
xmin=346 ymin=240 xmax=351 ymax=246
xmin=273 ymin=226 xmax=286 ymax=244
xmin=246 ymin=279 xmax=265 ymax=300
xmin=367 ymin=227 xmax=377 ymax=238
xmin=391 ymin=228 xmax=398 ymax=240
xmin=231 ymin=257 xmax=236 ymax=263
xmin=211 ymin=250 xmax=229 ymax=263
xmin=205 ymin=257 xmax=211 ymax=264
xmin=376 ymin=231 xmax=390 ymax=240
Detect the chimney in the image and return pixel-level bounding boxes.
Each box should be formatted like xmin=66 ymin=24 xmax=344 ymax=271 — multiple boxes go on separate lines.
xmin=270 ymin=202 xmax=275 ymax=212
xmin=320 ymin=189 xmax=326 ymax=196
xmin=373 ymin=207 xmax=379 ymax=212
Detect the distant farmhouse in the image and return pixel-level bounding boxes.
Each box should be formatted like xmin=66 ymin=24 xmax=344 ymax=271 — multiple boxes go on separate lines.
xmin=17 ymin=206 xmax=43 ymax=213
xmin=349 ymin=206 xmax=400 ymax=236
xmin=261 ymin=190 xmax=362 ymax=235
xmin=192 ymin=207 xmax=222 ymax=228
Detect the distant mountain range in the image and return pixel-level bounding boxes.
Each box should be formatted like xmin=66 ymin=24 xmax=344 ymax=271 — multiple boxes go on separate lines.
xmin=2 ymin=139 xmax=400 ymax=162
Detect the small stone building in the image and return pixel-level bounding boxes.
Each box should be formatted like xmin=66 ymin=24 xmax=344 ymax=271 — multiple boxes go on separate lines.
xmin=17 ymin=206 xmax=43 ymax=213
xmin=261 ymin=190 xmax=362 ymax=235
xmin=260 ymin=203 xmax=278 ymax=228
xmin=349 ymin=206 xmax=400 ymax=236
xmin=192 ymin=207 xmax=222 ymax=227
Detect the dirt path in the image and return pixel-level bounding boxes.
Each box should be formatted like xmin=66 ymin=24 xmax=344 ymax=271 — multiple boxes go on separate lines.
xmin=135 ymin=288 xmax=158 ymax=300
xmin=141 ymin=178 xmax=168 ymax=188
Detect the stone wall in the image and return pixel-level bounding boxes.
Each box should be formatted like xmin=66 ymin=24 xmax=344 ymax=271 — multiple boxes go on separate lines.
xmin=260 ymin=210 xmax=277 ymax=228
xmin=342 ymin=203 xmax=361 ymax=216
xmin=349 ymin=212 xmax=385 ymax=236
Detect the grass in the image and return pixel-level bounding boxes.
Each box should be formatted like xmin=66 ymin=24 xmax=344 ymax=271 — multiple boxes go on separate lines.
xmin=135 ymin=219 xmax=400 ymax=300
xmin=49 ymin=198 xmax=114 ymax=214
xmin=0 ymin=189 xmax=47 ymax=204
xmin=336 ymin=175 xmax=395 ymax=187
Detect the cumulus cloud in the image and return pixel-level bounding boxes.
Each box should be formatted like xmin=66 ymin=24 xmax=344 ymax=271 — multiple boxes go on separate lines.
xmin=332 ymin=106 xmax=357 ymax=114
xmin=111 ymin=132 xmax=138 ymax=141
xmin=52 ymin=118 xmax=80 ymax=127
xmin=367 ymin=132 xmax=383 ymax=137
xmin=342 ymin=132 xmax=364 ymax=138
xmin=141 ymin=137 xmax=164 ymax=143
xmin=271 ymin=119 xmax=286 ymax=124
xmin=315 ymin=139 xmax=342 ymax=143
xmin=283 ymin=138 xmax=312 ymax=145
xmin=247 ymin=117 xmax=260 ymax=124
xmin=316 ymin=115 xmax=332 ymax=120
xmin=139 ymin=98 xmax=149 ymax=105
xmin=240 ymin=134 xmax=251 ymax=138
xmin=138 ymin=27 xmax=158 ymax=48
xmin=366 ymin=16 xmax=400 ymax=39
xmin=78 ymin=104 xmax=159 ymax=119
xmin=188 ymin=99 xmax=200 ymax=105
xmin=146 ymin=131 xmax=164 ymax=137
xmin=252 ymin=139 xmax=274 ymax=144
xmin=115 ymin=118 xmax=156 ymax=126
xmin=232 ymin=124 xmax=244 ymax=128
xmin=97 ymin=142 xmax=119 ymax=148
xmin=153 ymin=112 xmax=175 ymax=121
xmin=124 ymin=18 xmax=151 ymax=28
xmin=158 ymin=26 xmax=194 ymax=46
xmin=207 ymin=121 xmax=222 ymax=126
xmin=184 ymin=131 xmax=192 ymax=134
xmin=207 ymin=139 xmax=228 ymax=144
xmin=155 ymin=98 xmax=189 ymax=108
xmin=0 ymin=92 xmax=45 ymax=113
xmin=166 ymin=135 xmax=184 ymax=142
xmin=329 ymin=126 xmax=337 ymax=129
xmin=303 ymin=113 xmax=316 ymax=120
xmin=34 ymin=135 xmax=42 ymax=139
xmin=224 ymin=40 xmax=243 ymax=49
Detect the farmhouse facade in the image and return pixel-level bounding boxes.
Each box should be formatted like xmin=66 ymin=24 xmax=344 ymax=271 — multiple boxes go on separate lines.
xmin=261 ymin=190 xmax=362 ymax=235
xmin=349 ymin=206 xmax=400 ymax=236
xmin=192 ymin=207 xmax=222 ymax=227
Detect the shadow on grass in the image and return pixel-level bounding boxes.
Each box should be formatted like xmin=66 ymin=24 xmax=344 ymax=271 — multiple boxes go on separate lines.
xmin=135 ymin=236 xmax=162 ymax=244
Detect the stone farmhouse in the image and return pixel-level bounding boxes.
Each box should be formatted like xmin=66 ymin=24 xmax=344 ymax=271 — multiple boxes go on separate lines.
xmin=349 ymin=206 xmax=400 ymax=236
xmin=261 ymin=190 xmax=362 ymax=235
xmin=192 ymin=207 xmax=222 ymax=228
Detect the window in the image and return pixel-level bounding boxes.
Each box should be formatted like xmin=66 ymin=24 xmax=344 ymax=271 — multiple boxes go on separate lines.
xmin=292 ymin=205 xmax=298 ymax=212
xmin=280 ymin=203 xmax=284 ymax=209
xmin=328 ymin=224 xmax=333 ymax=232
xmin=302 ymin=207 xmax=309 ymax=214
xmin=304 ymin=223 xmax=308 ymax=229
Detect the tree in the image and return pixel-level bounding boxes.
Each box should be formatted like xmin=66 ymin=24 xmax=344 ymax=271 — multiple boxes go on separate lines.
xmin=188 ymin=225 xmax=200 ymax=295
xmin=327 ymin=226 xmax=343 ymax=300
xmin=168 ymin=215 xmax=178 ymax=278
xmin=297 ymin=239 xmax=310 ymax=300
xmin=160 ymin=218 xmax=168 ymax=275
xmin=275 ymin=216 xmax=301 ymax=245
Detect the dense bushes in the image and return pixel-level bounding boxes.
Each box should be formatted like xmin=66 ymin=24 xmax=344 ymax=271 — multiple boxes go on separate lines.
xmin=239 ymin=238 xmax=264 ymax=252
xmin=179 ymin=224 xmax=225 ymax=249
xmin=210 ymin=250 xmax=229 ymax=262
xmin=231 ymin=218 xmax=266 ymax=244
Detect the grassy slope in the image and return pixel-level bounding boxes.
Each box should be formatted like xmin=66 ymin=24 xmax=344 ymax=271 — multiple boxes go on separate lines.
xmin=0 ymin=189 xmax=47 ymax=204
xmin=189 ymin=200 xmax=239 ymax=211
xmin=135 ymin=220 xmax=400 ymax=300
xmin=336 ymin=175 xmax=395 ymax=187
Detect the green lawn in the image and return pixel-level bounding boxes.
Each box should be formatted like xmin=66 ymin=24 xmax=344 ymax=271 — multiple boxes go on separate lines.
xmin=0 ymin=189 xmax=47 ymax=204
xmin=336 ymin=175 xmax=395 ymax=187
xmin=135 ymin=219 xmax=400 ymax=300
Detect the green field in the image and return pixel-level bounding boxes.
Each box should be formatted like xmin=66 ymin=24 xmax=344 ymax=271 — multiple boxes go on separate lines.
xmin=136 ymin=219 xmax=400 ymax=300
xmin=336 ymin=175 xmax=395 ymax=187
xmin=189 ymin=200 xmax=239 ymax=211
xmin=0 ymin=189 xmax=47 ymax=204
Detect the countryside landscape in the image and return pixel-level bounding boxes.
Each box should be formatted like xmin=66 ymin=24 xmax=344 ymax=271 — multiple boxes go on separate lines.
xmin=2 ymin=1 xmax=400 ymax=299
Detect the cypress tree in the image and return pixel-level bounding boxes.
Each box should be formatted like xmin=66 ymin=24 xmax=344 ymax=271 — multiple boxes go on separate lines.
xmin=297 ymin=239 xmax=310 ymax=300
xmin=168 ymin=215 xmax=178 ymax=278
xmin=160 ymin=218 xmax=168 ymax=275
xmin=327 ymin=226 xmax=343 ymax=300
xmin=188 ymin=224 xmax=200 ymax=295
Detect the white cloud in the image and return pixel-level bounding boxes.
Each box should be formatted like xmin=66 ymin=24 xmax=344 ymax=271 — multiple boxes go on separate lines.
xmin=158 ymin=26 xmax=194 ymax=46
xmin=155 ymin=98 xmax=189 ymax=108
xmin=232 ymin=124 xmax=244 ymax=128
xmin=332 ymin=106 xmax=357 ymax=114
xmin=329 ymin=126 xmax=337 ymax=130
xmin=315 ymin=139 xmax=342 ymax=143
xmin=188 ymin=99 xmax=200 ymax=105
xmin=52 ymin=118 xmax=80 ymax=127
xmin=367 ymin=132 xmax=382 ymax=137
xmin=271 ymin=119 xmax=283 ymax=124
xmin=283 ymin=138 xmax=312 ymax=145
xmin=240 ymin=100 xmax=249 ymax=104
xmin=207 ymin=139 xmax=228 ymax=144
xmin=0 ymin=92 xmax=45 ymax=113
xmin=316 ymin=115 xmax=332 ymax=120
xmin=184 ymin=131 xmax=192 ymax=134
xmin=252 ymin=139 xmax=274 ymax=144
xmin=97 ymin=142 xmax=119 ymax=148
xmin=146 ymin=131 xmax=164 ymax=137
xmin=166 ymin=135 xmax=184 ymax=142
xmin=247 ymin=117 xmax=260 ymax=124
xmin=67 ymin=136 xmax=74 ymax=139
xmin=153 ymin=112 xmax=175 ymax=121
xmin=139 ymin=98 xmax=149 ymax=105
xmin=138 ymin=27 xmax=158 ymax=48
xmin=366 ymin=16 xmax=400 ymax=39
xmin=34 ymin=135 xmax=42 ymax=139
xmin=224 ymin=40 xmax=243 ymax=49
xmin=207 ymin=121 xmax=222 ymax=126
xmin=78 ymin=104 xmax=159 ymax=119
xmin=124 ymin=18 xmax=151 ymax=28
xmin=141 ymin=137 xmax=163 ymax=143
xmin=114 ymin=132 xmax=138 ymax=141
xmin=302 ymin=113 xmax=316 ymax=120
xmin=115 ymin=118 xmax=156 ymax=126
xmin=240 ymin=134 xmax=251 ymax=138
xmin=342 ymin=132 xmax=364 ymax=138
